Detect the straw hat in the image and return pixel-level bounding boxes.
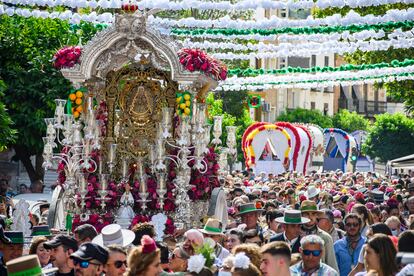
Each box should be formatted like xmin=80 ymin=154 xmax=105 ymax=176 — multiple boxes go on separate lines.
xmin=6 ymin=255 xmax=57 ymax=276
xmin=199 ymin=218 xmax=224 ymax=236
xmin=300 ymin=200 xmax=323 ymax=214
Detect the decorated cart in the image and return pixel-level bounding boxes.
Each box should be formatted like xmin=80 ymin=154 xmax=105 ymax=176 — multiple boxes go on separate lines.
xmin=43 ymin=10 xmax=234 ymax=236
xmin=275 ymin=122 xmax=312 ymax=175
xmin=323 ymin=128 xmax=355 ymax=172
xmin=300 ymin=124 xmax=325 ymax=172
xmin=242 ymin=122 xmax=291 ymax=175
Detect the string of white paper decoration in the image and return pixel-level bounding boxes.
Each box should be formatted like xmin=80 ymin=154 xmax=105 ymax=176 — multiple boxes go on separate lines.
xmin=0 ymin=4 xmax=114 ymax=23
xmin=218 ymin=65 xmax=414 ymax=87
xmin=204 ymin=37 xmax=414 ymax=59
xmin=2 ymin=0 xmax=414 ymax=11
xmin=149 ymin=8 xmax=414 ymax=30
xmin=216 ymin=74 xmax=414 ymax=91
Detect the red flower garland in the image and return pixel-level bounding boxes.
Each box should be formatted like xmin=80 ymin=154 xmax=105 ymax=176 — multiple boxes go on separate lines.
xmin=178 ymin=48 xmax=227 ymax=81
xmin=52 ymin=46 xmax=82 ymax=69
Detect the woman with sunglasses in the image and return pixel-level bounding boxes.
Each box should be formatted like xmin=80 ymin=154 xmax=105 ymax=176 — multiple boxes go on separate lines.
xmin=105 ymin=245 xmax=127 ymax=276
xmin=291 ymin=234 xmax=339 ymax=276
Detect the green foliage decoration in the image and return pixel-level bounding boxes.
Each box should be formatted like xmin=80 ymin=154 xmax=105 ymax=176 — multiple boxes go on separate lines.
xmin=362 ymin=113 xmax=414 ymax=162
xmin=0 ymin=80 xmax=17 ymax=151
xmin=276 ymin=108 xmax=333 ymax=129
xmin=0 ymin=15 xmax=100 ymax=181
xmin=332 ymin=109 xmax=371 ymax=133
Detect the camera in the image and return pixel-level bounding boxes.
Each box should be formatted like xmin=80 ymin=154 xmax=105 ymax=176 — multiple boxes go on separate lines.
xmin=396 ymin=252 xmax=414 ymax=265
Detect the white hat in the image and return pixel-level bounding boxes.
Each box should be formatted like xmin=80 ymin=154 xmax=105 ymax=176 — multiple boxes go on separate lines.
xmin=304 ymin=185 xmax=320 ymax=199
xmin=92 ymin=224 xmax=135 ymax=247
xmin=262 ymin=186 xmax=270 ymax=192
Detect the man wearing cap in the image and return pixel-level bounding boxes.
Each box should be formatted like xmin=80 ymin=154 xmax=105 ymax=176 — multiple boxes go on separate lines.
xmin=269 ymin=210 xmax=309 ymax=254
xmin=70 ymin=242 xmax=108 ymax=276
xmin=300 ymin=200 xmax=338 ymax=271
xmin=199 ymin=218 xmax=229 ymax=261
xmin=44 ymin=234 xmax=78 ymax=276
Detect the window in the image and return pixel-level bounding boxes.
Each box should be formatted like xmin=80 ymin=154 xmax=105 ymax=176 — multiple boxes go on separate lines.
xmin=311 ymin=55 xmax=316 ymax=67
xmin=311 ymin=102 xmax=316 ymax=109
xmin=324 ymin=56 xmax=329 ymax=67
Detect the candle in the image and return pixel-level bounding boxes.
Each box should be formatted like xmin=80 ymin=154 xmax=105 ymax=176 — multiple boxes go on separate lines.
xmin=162 ymin=107 xmax=172 ymax=126
xmin=84 ymin=141 xmax=90 ymax=157
xmin=139 ymin=162 xmax=143 ymax=179
xmin=101 ymin=176 xmax=107 ymax=190
xmin=109 ymin=144 xmax=117 ymax=163
xmin=213 ymin=116 xmax=222 ymax=132
xmin=159 ymin=175 xmax=166 ymax=190
xmin=99 ymin=159 xmax=104 ymax=175
xmin=122 ymin=159 xmax=128 ymax=178
xmin=80 ymin=176 xmax=87 ymax=192
xmin=149 ymin=146 xmax=155 ymax=165
xmin=157 ymin=139 xmax=165 ymax=159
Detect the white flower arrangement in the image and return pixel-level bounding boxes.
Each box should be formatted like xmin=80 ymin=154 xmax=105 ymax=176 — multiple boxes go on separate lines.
xmin=188 ymin=254 xmax=207 ymax=274
xmin=233 ymin=252 xmax=251 ymax=270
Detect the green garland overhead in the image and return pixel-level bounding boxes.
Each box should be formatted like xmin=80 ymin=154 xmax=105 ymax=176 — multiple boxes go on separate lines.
xmin=222 ymin=72 xmax=414 ymax=87
xmin=172 ymin=20 xmax=414 ymax=36
xmin=228 ymin=59 xmax=414 ymax=77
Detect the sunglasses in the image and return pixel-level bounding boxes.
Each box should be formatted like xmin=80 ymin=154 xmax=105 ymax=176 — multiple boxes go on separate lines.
xmin=73 ymin=259 xmax=101 ymax=268
xmin=345 ymin=223 xmax=360 ymax=228
xmin=113 ymin=260 xmax=127 ymax=269
xmin=303 ymin=250 xmax=322 ymax=257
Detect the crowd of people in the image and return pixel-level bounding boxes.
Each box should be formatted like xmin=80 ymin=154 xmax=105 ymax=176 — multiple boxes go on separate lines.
xmin=1 ymin=169 xmax=414 ymax=276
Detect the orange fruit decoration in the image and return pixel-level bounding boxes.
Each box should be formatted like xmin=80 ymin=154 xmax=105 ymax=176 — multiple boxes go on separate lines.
xmin=75 ymin=98 xmax=82 ymax=105
xmin=75 ymin=91 xmax=83 ymax=98
xmin=69 ymin=93 xmax=76 ymax=101
xmin=76 ymin=106 xmax=83 ymax=112
xmin=73 ymin=111 xmax=80 ymax=119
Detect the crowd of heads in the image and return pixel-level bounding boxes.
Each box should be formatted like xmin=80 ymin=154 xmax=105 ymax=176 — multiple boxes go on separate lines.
xmin=0 ymin=169 xmax=414 ymax=275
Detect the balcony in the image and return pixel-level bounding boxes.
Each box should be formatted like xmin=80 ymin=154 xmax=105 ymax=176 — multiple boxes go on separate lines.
xmin=338 ymin=99 xmax=387 ymax=117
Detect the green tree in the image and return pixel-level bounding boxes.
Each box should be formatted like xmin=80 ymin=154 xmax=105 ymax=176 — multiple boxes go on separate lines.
xmin=314 ymin=4 xmax=414 ymax=114
xmin=0 ymin=15 xmax=99 ymax=182
xmin=0 ymin=80 xmax=17 ymax=151
xmin=332 ymin=109 xmax=370 ymax=133
xmin=206 ymin=92 xmax=253 ymax=162
xmin=276 ymin=108 xmax=333 ymax=128
xmin=363 ymin=113 xmax=414 ymax=162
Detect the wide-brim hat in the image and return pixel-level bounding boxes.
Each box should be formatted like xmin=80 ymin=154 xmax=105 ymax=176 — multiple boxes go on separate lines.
xmin=304 ymin=185 xmax=320 ymax=199
xmin=300 ymin=200 xmax=323 ymax=214
xmin=30 ymin=225 xmax=52 ymax=237
xmin=92 ymin=224 xmax=135 ymax=247
xmin=236 ymin=202 xmax=264 ymax=216
xmin=5 ymin=254 xmax=58 ymax=276
xmin=4 ymin=231 xmax=24 ymax=244
xmin=199 ymin=218 xmax=224 ymax=236
xmin=275 ymin=210 xmax=310 ymax=224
